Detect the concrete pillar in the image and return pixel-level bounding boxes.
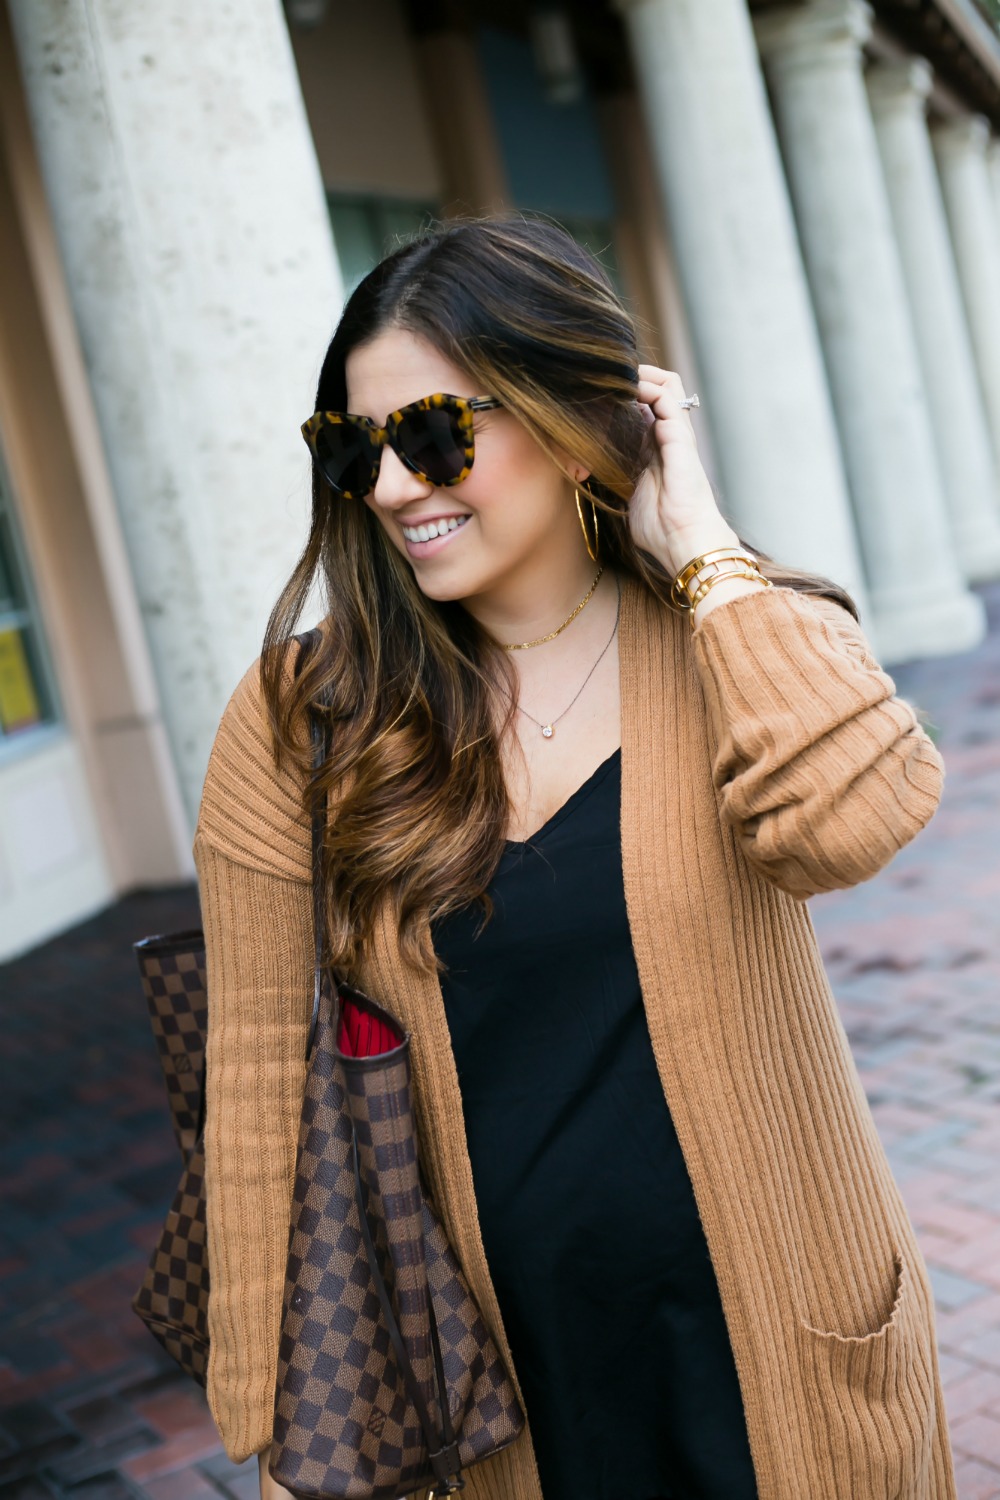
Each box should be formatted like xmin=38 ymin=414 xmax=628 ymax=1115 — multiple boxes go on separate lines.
xmin=612 ymin=0 xmax=869 ymax=622
xmin=989 ymin=136 xmax=1000 ymax=229
xmin=597 ymin=90 xmax=722 ymax=493
xmin=756 ymin=0 xmax=983 ymax=663
xmin=7 ymin=1 xmax=343 ymax=820
xmin=933 ymin=115 xmax=1000 ymax=474
xmin=867 ymin=59 xmax=1000 ymax=581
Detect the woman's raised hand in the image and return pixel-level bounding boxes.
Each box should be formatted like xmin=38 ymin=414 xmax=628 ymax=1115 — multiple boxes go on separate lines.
xmin=630 ymin=365 xmax=740 ymax=577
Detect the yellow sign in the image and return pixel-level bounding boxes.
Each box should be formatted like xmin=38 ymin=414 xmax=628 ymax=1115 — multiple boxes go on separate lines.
xmin=0 ymin=627 xmax=42 ymax=733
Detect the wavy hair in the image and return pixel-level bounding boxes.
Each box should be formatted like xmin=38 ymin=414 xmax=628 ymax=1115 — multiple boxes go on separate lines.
xmin=262 ymin=214 xmax=857 ymax=976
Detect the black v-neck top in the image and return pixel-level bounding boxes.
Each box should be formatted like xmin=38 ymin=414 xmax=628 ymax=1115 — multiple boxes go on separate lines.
xmin=431 ymin=748 xmax=758 ymax=1500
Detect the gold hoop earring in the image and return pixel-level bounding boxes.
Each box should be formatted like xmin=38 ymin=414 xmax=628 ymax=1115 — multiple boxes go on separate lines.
xmin=575 ymin=487 xmax=600 ymax=564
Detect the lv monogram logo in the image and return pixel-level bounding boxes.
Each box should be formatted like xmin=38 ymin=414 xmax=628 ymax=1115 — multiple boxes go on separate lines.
xmin=367 ymin=1406 xmax=387 ymax=1436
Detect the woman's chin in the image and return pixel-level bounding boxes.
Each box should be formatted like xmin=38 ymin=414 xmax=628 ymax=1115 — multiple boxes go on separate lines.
xmin=413 ymin=572 xmax=479 ymax=604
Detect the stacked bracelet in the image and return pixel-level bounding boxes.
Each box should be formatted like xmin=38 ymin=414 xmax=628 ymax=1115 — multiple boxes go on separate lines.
xmin=670 ymin=547 xmax=772 ymax=624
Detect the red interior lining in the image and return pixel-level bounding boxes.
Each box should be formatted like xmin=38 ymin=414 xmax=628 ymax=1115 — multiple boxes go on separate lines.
xmin=337 ymin=997 xmax=400 ymax=1057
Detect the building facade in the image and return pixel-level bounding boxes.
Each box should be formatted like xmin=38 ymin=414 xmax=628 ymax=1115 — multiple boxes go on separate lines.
xmin=1 ymin=0 xmax=1000 ymax=959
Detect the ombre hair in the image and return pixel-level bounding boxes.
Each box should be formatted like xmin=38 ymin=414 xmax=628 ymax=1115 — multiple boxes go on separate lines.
xmin=262 ymin=214 xmax=856 ymax=976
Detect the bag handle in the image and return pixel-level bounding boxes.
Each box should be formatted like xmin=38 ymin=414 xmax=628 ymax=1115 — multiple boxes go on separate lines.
xmin=307 ymin=703 xmax=328 ymax=1058
xmin=290 ymin=625 xmax=327 ymax=1058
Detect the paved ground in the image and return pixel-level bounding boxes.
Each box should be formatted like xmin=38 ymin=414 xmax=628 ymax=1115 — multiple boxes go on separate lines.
xmin=1 ymin=583 xmax=998 ymax=1500
xmin=810 ymin=583 xmax=1000 ymax=1500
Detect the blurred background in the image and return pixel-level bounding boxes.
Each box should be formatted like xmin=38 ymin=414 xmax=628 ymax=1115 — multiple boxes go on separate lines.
xmin=1 ymin=1 xmax=1000 ymax=1496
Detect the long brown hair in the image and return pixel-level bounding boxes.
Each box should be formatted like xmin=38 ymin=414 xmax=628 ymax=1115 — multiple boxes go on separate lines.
xmin=262 ymin=214 xmax=856 ymax=976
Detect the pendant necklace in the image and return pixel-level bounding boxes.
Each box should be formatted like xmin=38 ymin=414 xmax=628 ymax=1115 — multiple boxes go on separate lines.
xmin=516 ymin=574 xmax=620 ymax=740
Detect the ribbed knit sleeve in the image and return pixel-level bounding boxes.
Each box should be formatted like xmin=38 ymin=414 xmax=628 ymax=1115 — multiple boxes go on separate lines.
xmin=690 ymin=585 xmax=945 ymax=899
xmin=195 ymin=844 xmax=312 ymax=1462
xmin=194 ymin=654 xmax=312 ymax=883
xmin=194 ymin=654 xmax=314 ymax=1462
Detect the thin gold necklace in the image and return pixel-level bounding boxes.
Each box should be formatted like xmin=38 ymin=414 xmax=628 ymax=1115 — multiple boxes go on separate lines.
xmin=502 ymin=567 xmax=604 ymax=651
xmin=516 ymin=575 xmax=621 ymax=740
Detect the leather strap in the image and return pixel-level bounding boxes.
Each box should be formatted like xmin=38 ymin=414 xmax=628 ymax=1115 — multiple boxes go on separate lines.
xmin=294 ymin=626 xmax=327 ymax=1057
xmin=307 ymin=702 xmax=327 ymax=1058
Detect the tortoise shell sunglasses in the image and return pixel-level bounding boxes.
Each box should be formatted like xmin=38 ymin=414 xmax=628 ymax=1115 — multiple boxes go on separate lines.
xmin=301 ymin=392 xmax=502 ymax=500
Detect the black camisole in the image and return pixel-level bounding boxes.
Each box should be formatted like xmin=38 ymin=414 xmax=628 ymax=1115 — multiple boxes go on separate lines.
xmin=431 ymin=747 xmax=758 ymax=1500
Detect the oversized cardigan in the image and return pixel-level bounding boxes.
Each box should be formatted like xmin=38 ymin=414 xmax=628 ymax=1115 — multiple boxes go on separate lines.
xmin=194 ymin=577 xmax=957 ymax=1499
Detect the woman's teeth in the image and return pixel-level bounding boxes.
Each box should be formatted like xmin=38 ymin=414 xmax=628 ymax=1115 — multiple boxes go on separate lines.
xmin=401 ymin=516 xmax=470 ymax=543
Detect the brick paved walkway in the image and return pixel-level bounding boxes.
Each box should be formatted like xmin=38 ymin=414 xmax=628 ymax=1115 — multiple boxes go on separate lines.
xmin=1 ymin=584 xmax=998 ymax=1499
xmin=810 ymin=583 xmax=1000 ymax=1500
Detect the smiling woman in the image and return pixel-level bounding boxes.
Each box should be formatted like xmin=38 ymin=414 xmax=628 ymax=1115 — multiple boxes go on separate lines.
xmin=194 ymin=215 xmax=956 ymax=1500
xmin=263 ymin=218 xmax=857 ymax=973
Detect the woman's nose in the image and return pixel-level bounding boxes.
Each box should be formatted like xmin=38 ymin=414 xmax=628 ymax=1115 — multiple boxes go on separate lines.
xmin=371 ymin=442 xmax=432 ymax=509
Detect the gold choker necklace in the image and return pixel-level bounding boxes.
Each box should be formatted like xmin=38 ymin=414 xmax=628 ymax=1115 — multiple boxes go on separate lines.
xmin=501 ymin=567 xmax=604 ymax=651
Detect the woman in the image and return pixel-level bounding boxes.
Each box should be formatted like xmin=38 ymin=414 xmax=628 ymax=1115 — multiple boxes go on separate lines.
xmin=195 ymin=216 xmax=956 ymax=1500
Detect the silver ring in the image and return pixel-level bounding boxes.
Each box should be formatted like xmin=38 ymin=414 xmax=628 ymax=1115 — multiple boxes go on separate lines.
xmin=679 ymin=393 xmax=700 ymax=410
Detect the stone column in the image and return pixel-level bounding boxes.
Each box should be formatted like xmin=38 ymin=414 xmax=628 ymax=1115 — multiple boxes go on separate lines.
xmin=612 ymin=0 xmax=869 ymax=623
xmin=7 ymin=1 xmax=343 ymax=820
xmin=989 ymin=137 xmax=1000 ymax=225
xmin=756 ymin=0 xmax=983 ymax=663
xmin=933 ymin=116 xmax=1000 ymax=473
xmin=867 ymin=59 xmax=1000 ymax=581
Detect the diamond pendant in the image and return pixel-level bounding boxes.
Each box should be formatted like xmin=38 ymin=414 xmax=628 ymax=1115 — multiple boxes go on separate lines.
xmin=541 ymin=724 xmax=554 ymax=738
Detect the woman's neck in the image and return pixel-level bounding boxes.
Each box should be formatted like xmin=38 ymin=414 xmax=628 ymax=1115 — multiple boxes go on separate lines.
xmin=460 ymin=553 xmax=609 ymax=652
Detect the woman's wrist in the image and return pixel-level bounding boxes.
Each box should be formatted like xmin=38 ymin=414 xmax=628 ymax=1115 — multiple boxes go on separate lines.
xmin=690 ymin=571 xmax=770 ymax=627
xmin=659 ymin=520 xmax=742 ymax=580
xmin=658 ymin=520 xmax=771 ymax=624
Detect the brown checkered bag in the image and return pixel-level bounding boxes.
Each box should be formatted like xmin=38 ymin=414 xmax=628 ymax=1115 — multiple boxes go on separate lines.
xmin=132 ymin=931 xmax=210 ymax=1385
xmin=269 ymin=973 xmax=524 ymax=1498
xmin=132 ymin=634 xmax=524 ymax=1496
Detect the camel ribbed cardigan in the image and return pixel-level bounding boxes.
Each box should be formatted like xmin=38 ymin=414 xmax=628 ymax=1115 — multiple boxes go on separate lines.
xmin=194 ymin=579 xmax=957 ymax=1499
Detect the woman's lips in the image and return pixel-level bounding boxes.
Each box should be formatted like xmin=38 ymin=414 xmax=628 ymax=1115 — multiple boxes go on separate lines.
xmin=401 ymin=516 xmax=471 ymax=558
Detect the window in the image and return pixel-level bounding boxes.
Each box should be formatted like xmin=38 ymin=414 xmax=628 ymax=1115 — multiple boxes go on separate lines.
xmin=475 ymin=26 xmax=623 ymax=294
xmin=327 ymin=192 xmax=620 ymax=303
xmin=0 ymin=451 xmax=57 ymax=751
xmin=328 ymin=194 xmax=439 ymax=297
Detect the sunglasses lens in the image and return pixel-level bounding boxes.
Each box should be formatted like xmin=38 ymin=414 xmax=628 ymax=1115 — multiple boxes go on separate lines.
xmin=313 ymin=421 xmax=377 ymax=496
xmin=394 ymin=405 xmax=469 ymax=485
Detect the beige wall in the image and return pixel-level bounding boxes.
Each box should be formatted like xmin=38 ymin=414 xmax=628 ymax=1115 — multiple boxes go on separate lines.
xmin=289 ymin=0 xmax=442 ymax=198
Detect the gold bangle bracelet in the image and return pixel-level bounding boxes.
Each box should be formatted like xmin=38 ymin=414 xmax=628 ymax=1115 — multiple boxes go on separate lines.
xmin=687 ymin=568 xmax=772 ymax=624
xmin=671 ymin=548 xmax=764 ymax=611
xmin=674 ymin=547 xmax=760 ymax=592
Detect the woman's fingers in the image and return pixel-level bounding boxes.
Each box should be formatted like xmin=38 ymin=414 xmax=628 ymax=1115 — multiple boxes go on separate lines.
xmin=637 ymin=380 xmax=697 ymax=443
xmin=636 ymin=371 xmax=696 ymax=428
xmin=637 ymin=365 xmax=689 ymax=397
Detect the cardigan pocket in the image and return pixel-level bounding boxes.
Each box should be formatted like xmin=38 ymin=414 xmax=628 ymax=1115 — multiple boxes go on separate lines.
xmin=793 ymin=1245 xmax=936 ymax=1499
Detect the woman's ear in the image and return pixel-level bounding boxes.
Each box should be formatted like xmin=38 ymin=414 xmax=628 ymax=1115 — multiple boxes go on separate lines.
xmin=544 ymin=428 xmax=594 ymax=487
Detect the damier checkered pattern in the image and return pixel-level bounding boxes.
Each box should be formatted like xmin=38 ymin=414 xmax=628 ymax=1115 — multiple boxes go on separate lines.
xmin=132 ymin=933 xmax=211 ymax=1384
xmin=270 ymin=981 xmax=523 ymax=1499
xmin=132 ymin=1137 xmax=210 ymax=1385
xmin=135 ymin=932 xmax=208 ymax=1162
xmin=132 ymin=924 xmax=522 ymax=1494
